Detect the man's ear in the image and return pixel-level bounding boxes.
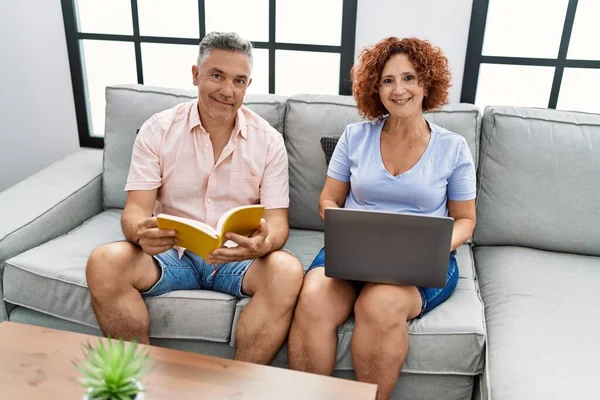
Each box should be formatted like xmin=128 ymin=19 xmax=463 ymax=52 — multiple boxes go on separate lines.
xmin=192 ymin=65 xmax=198 ymax=86
xmin=247 ymin=77 xmax=253 ymax=88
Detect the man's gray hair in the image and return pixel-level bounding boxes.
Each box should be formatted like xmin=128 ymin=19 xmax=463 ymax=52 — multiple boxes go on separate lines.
xmin=197 ymin=31 xmax=253 ymax=70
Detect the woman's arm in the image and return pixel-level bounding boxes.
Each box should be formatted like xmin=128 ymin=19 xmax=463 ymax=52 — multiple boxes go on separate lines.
xmin=318 ymin=177 xmax=350 ymax=221
xmin=447 ymin=199 xmax=476 ymax=251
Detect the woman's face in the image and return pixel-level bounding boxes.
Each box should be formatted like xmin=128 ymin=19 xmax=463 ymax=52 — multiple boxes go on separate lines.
xmin=378 ymin=53 xmax=427 ymax=119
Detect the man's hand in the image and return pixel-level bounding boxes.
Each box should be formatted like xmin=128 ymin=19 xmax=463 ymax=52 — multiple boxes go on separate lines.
xmin=206 ymin=218 xmax=271 ymax=264
xmin=136 ymin=217 xmax=178 ymax=256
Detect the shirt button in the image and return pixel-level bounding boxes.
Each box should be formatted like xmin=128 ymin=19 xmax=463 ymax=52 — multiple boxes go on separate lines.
xmin=205 ymin=143 xmax=209 ymax=148
xmin=207 ymin=199 xmax=212 ymax=203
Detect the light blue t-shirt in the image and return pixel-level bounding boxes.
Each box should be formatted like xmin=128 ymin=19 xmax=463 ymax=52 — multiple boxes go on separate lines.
xmin=328 ymin=118 xmax=476 ymax=217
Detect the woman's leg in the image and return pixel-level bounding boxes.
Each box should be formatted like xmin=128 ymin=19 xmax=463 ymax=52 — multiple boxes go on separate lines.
xmin=288 ymin=267 xmax=357 ymax=375
xmin=352 ymin=283 xmax=422 ymax=400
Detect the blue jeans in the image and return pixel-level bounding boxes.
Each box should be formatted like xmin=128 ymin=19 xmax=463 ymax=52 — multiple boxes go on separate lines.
xmin=141 ymin=248 xmax=254 ymax=298
xmin=306 ymin=247 xmax=459 ymax=318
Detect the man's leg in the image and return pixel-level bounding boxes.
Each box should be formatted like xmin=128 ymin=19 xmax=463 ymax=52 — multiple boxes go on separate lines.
xmin=287 ymin=267 xmax=356 ymax=375
xmin=351 ymin=283 xmax=422 ymax=400
xmin=233 ymin=250 xmax=303 ymax=364
xmin=86 ymin=241 xmax=161 ymax=344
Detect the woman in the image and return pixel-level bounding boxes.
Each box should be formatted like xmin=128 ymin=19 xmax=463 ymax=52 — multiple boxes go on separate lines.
xmin=287 ymin=37 xmax=476 ymax=399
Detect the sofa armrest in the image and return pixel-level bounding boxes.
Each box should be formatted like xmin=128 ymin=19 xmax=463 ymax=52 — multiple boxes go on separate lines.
xmin=0 ymin=149 xmax=103 ymax=321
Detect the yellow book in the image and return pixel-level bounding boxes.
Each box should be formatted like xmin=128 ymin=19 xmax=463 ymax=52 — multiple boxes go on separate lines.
xmin=156 ymin=205 xmax=265 ymax=259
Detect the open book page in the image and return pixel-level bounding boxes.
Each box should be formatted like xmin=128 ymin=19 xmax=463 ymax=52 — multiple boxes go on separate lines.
xmin=156 ymin=213 xmax=221 ymax=259
xmin=222 ymin=240 xmax=238 ymax=248
xmin=216 ymin=205 xmax=265 ymax=237
xmin=158 ymin=214 xmax=218 ymax=238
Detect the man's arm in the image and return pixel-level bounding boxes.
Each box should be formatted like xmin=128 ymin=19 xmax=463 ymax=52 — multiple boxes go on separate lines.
xmin=121 ymin=190 xmax=157 ymax=243
xmin=258 ymin=208 xmax=289 ymax=253
xmin=121 ymin=189 xmax=177 ymax=255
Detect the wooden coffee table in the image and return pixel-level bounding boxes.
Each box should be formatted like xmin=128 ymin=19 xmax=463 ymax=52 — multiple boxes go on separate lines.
xmin=0 ymin=321 xmax=376 ymax=399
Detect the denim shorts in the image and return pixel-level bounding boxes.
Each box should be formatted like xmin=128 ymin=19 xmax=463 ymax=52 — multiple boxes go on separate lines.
xmin=306 ymin=247 xmax=459 ymax=318
xmin=141 ymin=248 xmax=254 ymax=299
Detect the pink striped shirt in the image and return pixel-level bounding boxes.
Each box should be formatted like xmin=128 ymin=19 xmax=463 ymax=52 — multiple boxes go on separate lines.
xmin=125 ymin=99 xmax=289 ymax=230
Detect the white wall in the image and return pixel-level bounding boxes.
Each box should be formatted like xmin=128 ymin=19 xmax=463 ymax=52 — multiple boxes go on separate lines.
xmin=355 ymin=0 xmax=474 ymax=103
xmin=0 ymin=0 xmax=80 ymax=192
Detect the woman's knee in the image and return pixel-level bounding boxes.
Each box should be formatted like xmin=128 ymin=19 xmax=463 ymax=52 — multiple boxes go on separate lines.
xmin=295 ymin=271 xmax=354 ymax=328
xmin=354 ymin=285 xmax=420 ymax=329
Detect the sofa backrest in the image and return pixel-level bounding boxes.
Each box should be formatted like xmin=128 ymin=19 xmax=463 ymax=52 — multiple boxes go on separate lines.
xmin=285 ymin=94 xmax=482 ymax=230
xmin=473 ymin=106 xmax=600 ymax=256
xmin=102 ymin=84 xmax=287 ymax=209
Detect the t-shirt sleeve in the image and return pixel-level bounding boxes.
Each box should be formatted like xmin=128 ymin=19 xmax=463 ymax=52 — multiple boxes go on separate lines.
xmin=260 ymin=133 xmax=289 ymax=209
xmin=124 ymin=115 xmax=162 ymax=191
xmin=448 ymin=138 xmax=476 ymax=201
xmin=327 ymin=127 xmax=351 ymax=182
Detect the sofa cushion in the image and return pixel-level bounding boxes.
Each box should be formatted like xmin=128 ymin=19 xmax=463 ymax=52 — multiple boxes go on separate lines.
xmin=474 ymin=246 xmax=600 ymax=399
xmin=284 ymin=95 xmax=482 ymax=230
xmin=231 ymin=242 xmax=486 ymax=376
xmin=474 ymin=107 xmax=600 ymax=256
xmin=283 ymin=228 xmax=325 ymax=269
xmin=102 ymin=84 xmax=288 ymax=209
xmin=2 ymin=209 xmax=238 ymax=342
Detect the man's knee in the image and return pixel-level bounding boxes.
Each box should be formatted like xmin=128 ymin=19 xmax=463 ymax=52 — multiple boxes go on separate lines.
xmin=86 ymin=241 xmax=137 ymax=295
xmin=258 ymin=250 xmax=303 ymax=306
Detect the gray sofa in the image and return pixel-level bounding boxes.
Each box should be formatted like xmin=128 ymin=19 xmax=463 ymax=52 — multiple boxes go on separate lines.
xmin=0 ymin=84 xmax=598 ymax=399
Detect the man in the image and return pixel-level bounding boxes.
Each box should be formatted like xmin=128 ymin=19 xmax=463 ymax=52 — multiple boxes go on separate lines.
xmin=86 ymin=32 xmax=303 ymax=365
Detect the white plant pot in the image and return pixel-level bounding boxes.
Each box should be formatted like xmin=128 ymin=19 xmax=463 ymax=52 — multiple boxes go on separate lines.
xmin=82 ymin=379 xmax=144 ymax=400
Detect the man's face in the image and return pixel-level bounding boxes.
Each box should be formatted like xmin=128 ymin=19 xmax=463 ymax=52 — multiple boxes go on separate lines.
xmin=192 ymin=49 xmax=252 ymax=122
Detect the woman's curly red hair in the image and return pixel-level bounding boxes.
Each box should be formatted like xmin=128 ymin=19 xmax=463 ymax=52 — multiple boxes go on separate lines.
xmin=351 ymin=37 xmax=451 ymax=121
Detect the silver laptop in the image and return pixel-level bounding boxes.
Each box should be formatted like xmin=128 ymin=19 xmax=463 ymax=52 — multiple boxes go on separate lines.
xmin=324 ymin=208 xmax=454 ymax=288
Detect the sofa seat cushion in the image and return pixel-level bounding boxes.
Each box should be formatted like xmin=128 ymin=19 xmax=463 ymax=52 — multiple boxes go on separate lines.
xmin=3 ymin=209 xmax=237 ymax=342
xmin=474 ymin=246 xmax=600 ymax=399
xmin=284 ymin=228 xmax=325 ymax=270
xmin=231 ymin=240 xmax=486 ymax=375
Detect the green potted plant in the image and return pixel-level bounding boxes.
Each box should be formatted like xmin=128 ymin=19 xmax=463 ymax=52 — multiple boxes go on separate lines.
xmin=76 ymin=338 xmax=150 ymax=400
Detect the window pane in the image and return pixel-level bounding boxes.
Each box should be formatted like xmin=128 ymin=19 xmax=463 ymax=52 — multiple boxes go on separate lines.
xmin=567 ymin=0 xmax=600 ymax=60
xmin=275 ymin=50 xmax=339 ymax=95
xmin=276 ymin=0 xmax=343 ymax=46
xmin=247 ymin=49 xmax=269 ymax=94
xmin=475 ymin=64 xmax=555 ymax=108
xmin=482 ymin=0 xmax=568 ymax=58
xmin=81 ymin=40 xmax=138 ymax=137
xmin=138 ymin=0 xmax=198 ymax=38
xmin=205 ymin=0 xmax=268 ymax=42
xmin=557 ymin=68 xmax=600 ymax=114
xmin=141 ymin=43 xmax=198 ymax=90
xmin=76 ymin=0 xmax=132 ymax=35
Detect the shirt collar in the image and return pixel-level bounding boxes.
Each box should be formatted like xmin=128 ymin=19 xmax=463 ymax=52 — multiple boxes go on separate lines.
xmin=189 ymin=99 xmax=202 ymax=132
xmin=189 ymin=99 xmax=247 ymax=139
xmin=233 ymin=107 xmax=248 ymax=140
